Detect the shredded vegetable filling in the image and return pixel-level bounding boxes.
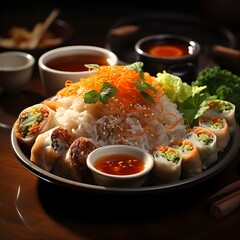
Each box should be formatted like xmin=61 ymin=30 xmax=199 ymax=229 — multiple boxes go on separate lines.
xmin=208 ymin=100 xmax=233 ymax=113
xmin=195 ymin=131 xmax=214 ymax=145
xmin=20 ymin=107 xmax=49 ymax=138
xmin=153 ymin=145 xmax=181 ymax=164
xmin=200 ymin=117 xmax=224 ymax=129
xmin=170 ymin=140 xmax=193 ymax=152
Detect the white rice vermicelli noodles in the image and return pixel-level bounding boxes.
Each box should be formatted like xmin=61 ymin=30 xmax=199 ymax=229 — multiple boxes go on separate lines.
xmin=48 ymin=64 xmax=188 ymax=151
xmin=54 ymin=93 xmax=187 ymax=151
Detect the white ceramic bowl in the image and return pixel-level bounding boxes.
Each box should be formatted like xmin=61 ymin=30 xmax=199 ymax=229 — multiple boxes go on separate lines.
xmin=38 ymin=45 xmax=118 ymax=97
xmin=86 ymin=145 xmax=154 ymax=188
xmin=0 ymin=51 xmax=35 ymax=94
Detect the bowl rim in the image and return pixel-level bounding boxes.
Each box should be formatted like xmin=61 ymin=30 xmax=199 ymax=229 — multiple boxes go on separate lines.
xmin=38 ymin=45 xmax=119 ymax=74
xmin=0 ymin=51 xmax=35 ymax=71
xmin=134 ymin=33 xmax=201 ymax=61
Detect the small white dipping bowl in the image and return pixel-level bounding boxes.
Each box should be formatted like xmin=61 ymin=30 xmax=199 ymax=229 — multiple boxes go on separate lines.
xmin=86 ymin=145 xmax=154 ymax=188
xmin=38 ymin=45 xmax=118 ymax=97
xmin=0 ymin=51 xmax=35 ymax=94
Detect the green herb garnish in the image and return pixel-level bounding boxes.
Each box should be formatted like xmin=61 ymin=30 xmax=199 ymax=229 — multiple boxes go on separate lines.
xmin=84 ymin=64 xmax=100 ymax=70
xmin=84 ymin=82 xmax=118 ymax=104
xmin=126 ymin=62 xmax=156 ymax=104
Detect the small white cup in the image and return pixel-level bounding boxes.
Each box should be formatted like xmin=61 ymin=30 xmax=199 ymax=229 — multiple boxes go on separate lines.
xmin=38 ymin=45 xmax=118 ymax=97
xmin=0 ymin=51 xmax=35 ymax=94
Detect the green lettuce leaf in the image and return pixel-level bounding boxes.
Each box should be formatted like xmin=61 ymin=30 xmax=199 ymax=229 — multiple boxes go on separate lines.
xmin=156 ymin=71 xmax=208 ymax=125
xmin=156 ymin=71 xmax=206 ymax=104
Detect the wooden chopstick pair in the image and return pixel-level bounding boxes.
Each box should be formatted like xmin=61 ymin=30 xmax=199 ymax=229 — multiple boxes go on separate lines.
xmin=27 ymin=8 xmax=60 ymax=49
xmin=208 ymin=179 xmax=240 ymax=220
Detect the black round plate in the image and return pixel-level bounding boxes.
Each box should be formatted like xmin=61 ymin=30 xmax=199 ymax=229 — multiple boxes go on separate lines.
xmin=11 ymin=125 xmax=240 ymax=194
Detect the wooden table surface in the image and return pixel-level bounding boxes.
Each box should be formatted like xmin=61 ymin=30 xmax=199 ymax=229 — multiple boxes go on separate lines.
xmin=1 ymin=3 xmax=240 ymax=240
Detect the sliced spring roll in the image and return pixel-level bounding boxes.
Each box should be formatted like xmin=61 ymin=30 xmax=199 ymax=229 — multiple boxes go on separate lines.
xmin=150 ymin=145 xmax=182 ymax=184
xmin=202 ymin=99 xmax=236 ymax=134
xmin=199 ymin=116 xmax=230 ymax=152
xmin=53 ymin=137 xmax=96 ymax=182
xmin=13 ymin=103 xmax=57 ymax=148
xmin=186 ymin=126 xmax=218 ymax=169
xmin=169 ymin=138 xmax=202 ymax=179
xmin=30 ymin=126 xmax=74 ymax=171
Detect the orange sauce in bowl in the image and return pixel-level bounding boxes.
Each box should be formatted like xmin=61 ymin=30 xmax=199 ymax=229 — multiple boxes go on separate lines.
xmin=145 ymin=43 xmax=189 ymax=57
xmin=94 ymin=154 xmax=145 ymax=175
xmin=46 ymin=54 xmax=109 ymax=72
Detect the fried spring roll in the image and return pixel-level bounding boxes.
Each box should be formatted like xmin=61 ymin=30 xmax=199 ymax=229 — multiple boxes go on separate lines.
xmin=53 ymin=137 xmax=96 ymax=182
xmin=30 ymin=126 xmax=74 ymax=171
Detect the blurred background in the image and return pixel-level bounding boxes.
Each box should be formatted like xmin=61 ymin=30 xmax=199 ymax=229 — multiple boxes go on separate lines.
xmin=1 ymin=0 xmax=240 ymax=73
xmin=1 ymin=0 xmax=240 ymax=24
xmin=1 ymin=0 xmax=240 ymax=43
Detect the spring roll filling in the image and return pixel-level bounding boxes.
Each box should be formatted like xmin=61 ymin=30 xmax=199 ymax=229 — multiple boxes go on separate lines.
xmin=20 ymin=106 xmax=49 ymax=138
xmin=196 ymin=132 xmax=213 ymax=145
xmin=51 ymin=127 xmax=74 ymax=152
xmin=200 ymin=117 xmax=224 ymax=129
xmin=170 ymin=140 xmax=193 ymax=153
xmin=153 ymin=145 xmax=181 ymax=164
xmin=208 ymin=100 xmax=233 ymax=113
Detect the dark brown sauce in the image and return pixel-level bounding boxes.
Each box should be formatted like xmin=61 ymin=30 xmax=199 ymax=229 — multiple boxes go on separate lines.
xmin=145 ymin=43 xmax=189 ymax=57
xmin=94 ymin=154 xmax=145 ymax=175
xmin=46 ymin=54 xmax=109 ymax=72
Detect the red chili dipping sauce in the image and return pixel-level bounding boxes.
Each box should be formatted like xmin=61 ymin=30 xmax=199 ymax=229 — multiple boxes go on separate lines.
xmin=94 ymin=154 xmax=145 ymax=175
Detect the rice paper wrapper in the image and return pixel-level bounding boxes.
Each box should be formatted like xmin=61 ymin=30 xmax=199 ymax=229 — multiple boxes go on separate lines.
xmin=169 ymin=139 xmax=202 ymax=179
xmin=199 ymin=116 xmax=230 ymax=152
xmin=203 ymin=100 xmax=236 ymax=134
xmin=187 ymin=126 xmax=218 ymax=170
xmin=151 ymin=146 xmax=182 ymax=184
xmin=30 ymin=126 xmax=74 ymax=172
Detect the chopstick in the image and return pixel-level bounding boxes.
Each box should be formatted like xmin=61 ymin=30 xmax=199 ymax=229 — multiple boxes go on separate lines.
xmin=208 ymin=180 xmax=240 ymax=220
xmin=27 ymin=9 xmax=60 ymax=49
xmin=213 ymin=45 xmax=240 ymax=60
